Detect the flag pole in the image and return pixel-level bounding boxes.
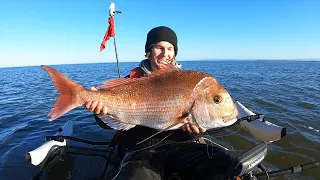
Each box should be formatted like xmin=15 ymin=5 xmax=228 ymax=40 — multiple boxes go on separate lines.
xmin=100 ymin=2 xmax=122 ymax=77
xmin=113 ymin=35 xmax=121 ymax=78
xmin=109 ymin=2 xmax=121 ymax=78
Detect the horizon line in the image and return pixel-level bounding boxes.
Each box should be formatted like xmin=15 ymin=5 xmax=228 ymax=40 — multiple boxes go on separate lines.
xmin=1 ymin=58 xmax=319 ymax=69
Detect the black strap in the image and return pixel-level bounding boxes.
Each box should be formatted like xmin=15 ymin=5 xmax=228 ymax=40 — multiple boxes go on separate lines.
xmin=45 ymin=135 xmax=110 ymax=145
xmin=241 ymin=114 xmax=264 ymax=122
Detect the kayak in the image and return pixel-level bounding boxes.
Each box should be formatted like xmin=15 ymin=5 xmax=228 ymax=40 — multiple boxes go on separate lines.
xmin=26 ymin=120 xmax=73 ymax=166
xmin=236 ymin=101 xmax=286 ymax=142
xmin=27 ymin=101 xmax=319 ymax=180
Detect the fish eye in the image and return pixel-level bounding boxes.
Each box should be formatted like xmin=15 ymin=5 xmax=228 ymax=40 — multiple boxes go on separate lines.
xmin=213 ymin=95 xmax=222 ymax=104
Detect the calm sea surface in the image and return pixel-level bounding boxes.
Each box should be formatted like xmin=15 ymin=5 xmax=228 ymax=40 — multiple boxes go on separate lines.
xmin=0 ymin=60 xmax=319 ymax=179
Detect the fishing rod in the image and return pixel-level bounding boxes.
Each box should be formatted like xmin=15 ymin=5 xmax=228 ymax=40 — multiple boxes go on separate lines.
xmin=45 ymin=135 xmax=110 ymax=146
xmin=109 ymin=2 xmax=122 ymax=78
xmin=246 ymin=161 xmax=320 ymax=180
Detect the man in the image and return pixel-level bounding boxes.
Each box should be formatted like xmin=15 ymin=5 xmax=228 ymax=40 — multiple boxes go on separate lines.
xmin=85 ymin=26 xmax=210 ymax=179
xmin=86 ymin=26 xmax=205 ymax=134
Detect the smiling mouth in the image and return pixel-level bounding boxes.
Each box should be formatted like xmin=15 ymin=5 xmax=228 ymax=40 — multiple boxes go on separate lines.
xmin=158 ymin=59 xmax=171 ymax=65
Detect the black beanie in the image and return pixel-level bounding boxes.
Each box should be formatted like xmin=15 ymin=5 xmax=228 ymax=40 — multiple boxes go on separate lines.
xmin=145 ymin=26 xmax=178 ymax=55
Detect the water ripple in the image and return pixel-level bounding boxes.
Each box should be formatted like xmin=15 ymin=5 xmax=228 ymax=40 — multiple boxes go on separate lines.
xmin=0 ymin=61 xmax=319 ymax=179
xmin=0 ymin=122 xmax=28 ymax=144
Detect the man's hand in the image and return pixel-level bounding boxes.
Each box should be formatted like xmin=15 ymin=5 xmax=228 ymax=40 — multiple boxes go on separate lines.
xmin=84 ymin=87 xmax=108 ymax=115
xmin=182 ymin=124 xmax=206 ymax=134
xmin=180 ymin=114 xmax=206 ymax=134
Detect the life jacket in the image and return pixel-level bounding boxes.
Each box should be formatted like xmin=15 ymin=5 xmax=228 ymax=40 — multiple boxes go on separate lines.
xmin=129 ymin=59 xmax=182 ymax=78
xmin=129 ymin=67 xmax=143 ymax=78
xmin=129 ymin=59 xmax=152 ymax=78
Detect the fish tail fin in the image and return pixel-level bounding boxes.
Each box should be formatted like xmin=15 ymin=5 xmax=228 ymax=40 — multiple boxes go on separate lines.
xmin=42 ymin=65 xmax=85 ymax=121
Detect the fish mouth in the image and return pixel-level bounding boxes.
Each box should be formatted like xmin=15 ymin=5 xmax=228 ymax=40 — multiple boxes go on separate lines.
xmin=222 ymin=106 xmax=239 ymax=123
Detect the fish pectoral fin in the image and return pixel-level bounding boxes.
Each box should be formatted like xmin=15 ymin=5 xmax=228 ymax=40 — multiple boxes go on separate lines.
xmin=136 ymin=119 xmax=186 ymax=145
xmin=98 ymin=115 xmax=136 ymax=130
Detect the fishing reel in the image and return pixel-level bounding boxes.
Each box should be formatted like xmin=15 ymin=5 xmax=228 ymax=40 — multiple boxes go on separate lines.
xmin=226 ymin=142 xmax=268 ymax=179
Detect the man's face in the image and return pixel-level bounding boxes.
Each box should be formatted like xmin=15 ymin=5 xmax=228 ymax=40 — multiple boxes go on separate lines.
xmin=149 ymin=41 xmax=175 ymax=70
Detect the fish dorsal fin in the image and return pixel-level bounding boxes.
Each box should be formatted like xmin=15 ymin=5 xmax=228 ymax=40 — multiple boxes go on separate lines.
xmin=147 ymin=63 xmax=181 ymax=78
xmin=98 ymin=78 xmax=142 ymax=90
xmin=98 ymin=64 xmax=181 ymax=90
xmin=97 ymin=115 xmax=136 ymax=130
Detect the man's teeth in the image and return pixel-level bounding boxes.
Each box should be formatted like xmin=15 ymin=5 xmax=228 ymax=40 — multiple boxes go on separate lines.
xmin=160 ymin=59 xmax=169 ymax=64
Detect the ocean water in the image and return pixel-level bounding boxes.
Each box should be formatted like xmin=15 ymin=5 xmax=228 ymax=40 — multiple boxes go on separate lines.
xmin=0 ymin=60 xmax=319 ymax=179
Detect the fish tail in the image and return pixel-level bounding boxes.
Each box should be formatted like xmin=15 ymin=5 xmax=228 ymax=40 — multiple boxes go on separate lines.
xmin=42 ymin=65 xmax=85 ymax=121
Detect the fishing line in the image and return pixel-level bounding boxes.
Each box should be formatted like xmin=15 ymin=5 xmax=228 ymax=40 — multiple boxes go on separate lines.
xmin=111 ymin=151 xmax=132 ymax=180
xmin=201 ymin=137 xmax=236 ymax=152
xmin=212 ymin=125 xmax=242 ymax=138
xmin=200 ymin=114 xmax=265 ymax=154
xmin=202 ymin=131 xmax=236 ymax=159
xmin=189 ymin=114 xmax=217 ymax=157
xmin=191 ymin=113 xmax=243 ymax=155
xmin=111 ymin=131 xmax=177 ymax=180
xmin=134 ymin=130 xmax=177 ymax=153
xmin=266 ymin=170 xmax=271 ymax=180
xmin=200 ymin=126 xmax=244 ymax=153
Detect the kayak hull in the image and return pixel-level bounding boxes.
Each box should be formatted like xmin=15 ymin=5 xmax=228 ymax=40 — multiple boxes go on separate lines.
xmin=26 ymin=120 xmax=73 ymax=166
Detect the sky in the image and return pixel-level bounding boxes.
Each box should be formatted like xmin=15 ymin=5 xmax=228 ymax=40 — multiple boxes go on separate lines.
xmin=0 ymin=0 xmax=320 ymax=68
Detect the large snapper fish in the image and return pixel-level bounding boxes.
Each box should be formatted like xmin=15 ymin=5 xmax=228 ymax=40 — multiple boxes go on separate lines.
xmin=42 ymin=65 xmax=239 ymax=131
